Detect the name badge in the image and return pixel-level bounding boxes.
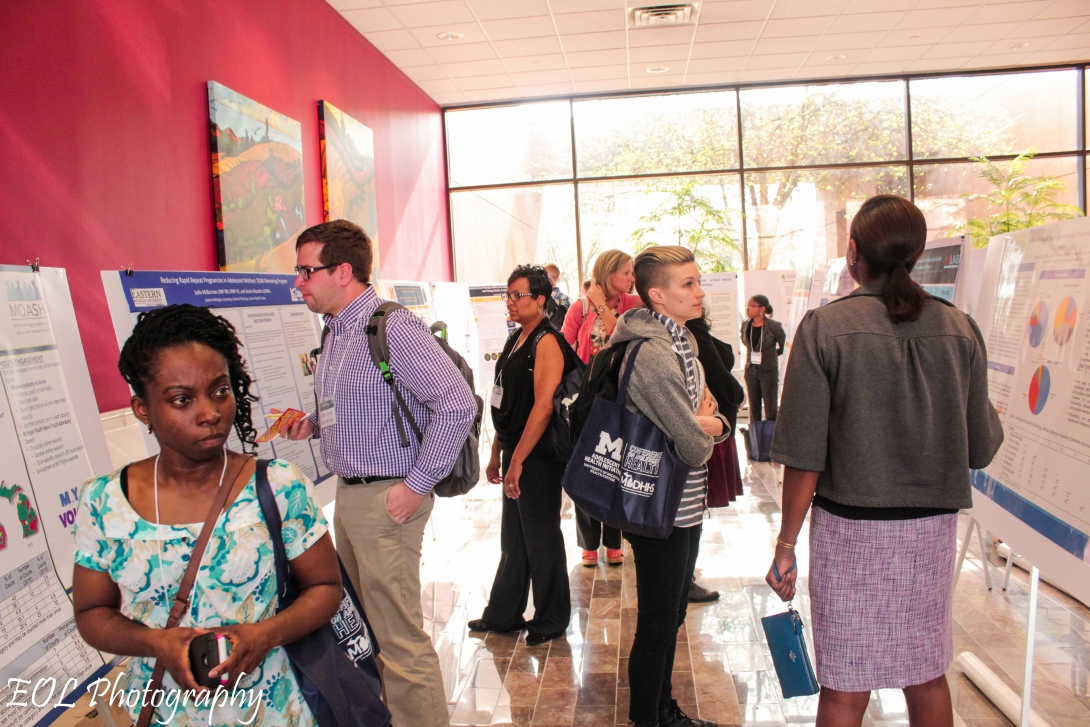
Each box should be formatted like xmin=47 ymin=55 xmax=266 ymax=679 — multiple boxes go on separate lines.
xmin=750 ymin=351 xmax=763 ymax=366
xmin=490 ymin=385 xmax=504 ymax=409
xmin=319 ymin=398 xmax=337 ymax=429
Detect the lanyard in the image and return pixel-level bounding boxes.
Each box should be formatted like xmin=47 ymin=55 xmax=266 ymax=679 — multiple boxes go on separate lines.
xmin=750 ymin=321 xmax=764 ymax=353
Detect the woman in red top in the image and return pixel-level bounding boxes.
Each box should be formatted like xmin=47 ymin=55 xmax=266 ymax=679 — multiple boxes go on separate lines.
xmin=561 ymin=249 xmax=642 ymax=566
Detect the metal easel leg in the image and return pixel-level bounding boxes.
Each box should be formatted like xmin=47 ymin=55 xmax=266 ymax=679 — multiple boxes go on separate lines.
xmin=1020 ymin=566 xmax=1040 ymax=727
xmin=1003 ymin=550 xmax=1016 ymax=590
xmin=976 ymin=521 xmax=994 ymax=590
xmin=953 ymin=516 xmax=975 ymax=591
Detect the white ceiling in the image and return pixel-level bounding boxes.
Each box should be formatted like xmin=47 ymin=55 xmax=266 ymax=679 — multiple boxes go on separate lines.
xmin=326 ymin=0 xmax=1090 ymax=106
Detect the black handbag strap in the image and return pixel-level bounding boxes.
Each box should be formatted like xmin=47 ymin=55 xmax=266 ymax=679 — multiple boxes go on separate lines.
xmin=253 ymin=459 xmax=293 ymax=610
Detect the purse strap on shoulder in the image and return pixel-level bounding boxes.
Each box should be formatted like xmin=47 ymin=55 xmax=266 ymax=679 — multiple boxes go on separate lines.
xmin=135 ymin=452 xmax=251 ymax=727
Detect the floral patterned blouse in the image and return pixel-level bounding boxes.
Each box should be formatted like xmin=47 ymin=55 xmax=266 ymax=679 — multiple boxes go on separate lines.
xmin=73 ymin=459 xmax=328 ymax=727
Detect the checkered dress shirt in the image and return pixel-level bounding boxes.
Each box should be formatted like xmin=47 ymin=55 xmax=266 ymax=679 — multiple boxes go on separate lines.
xmin=309 ymin=286 xmax=477 ymax=494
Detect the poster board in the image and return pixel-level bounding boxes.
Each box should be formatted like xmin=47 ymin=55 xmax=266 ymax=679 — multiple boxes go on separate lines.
xmin=960 ymin=246 xmax=989 ymax=318
xmin=431 ymin=282 xmax=478 ymax=384
xmin=468 ymin=285 xmax=513 ymax=391
xmin=700 ymin=273 xmax=741 ymax=363
xmin=376 ymin=279 xmax=435 ymax=325
xmin=101 ymin=270 xmax=334 ymax=505
xmin=911 ymin=236 xmax=963 ymax=303
xmin=818 ymin=257 xmax=856 ymax=306
xmin=971 ymin=218 xmax=1090 ymax=607
xmin=742 ymin=269 xmax=796 ymax=328
xmin=0 ymin=265 xmax=106 ymax=726
xmin=808 ymin=264 xmax=827 ymax=313
xmin=784 ymin=264 xmax=815 ymax=345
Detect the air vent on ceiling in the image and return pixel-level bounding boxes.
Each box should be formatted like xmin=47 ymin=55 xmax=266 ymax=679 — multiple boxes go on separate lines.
xmin=630 ymin=4 xmax=698 ymax=29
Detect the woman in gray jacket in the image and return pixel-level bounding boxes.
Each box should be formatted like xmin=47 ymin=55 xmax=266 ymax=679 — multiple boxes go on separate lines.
xmin=610 ymin=245 xmax=730 ymax=727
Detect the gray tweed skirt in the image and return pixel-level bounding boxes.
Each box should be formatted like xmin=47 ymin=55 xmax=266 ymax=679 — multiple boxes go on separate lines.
xmin=809 ymin=507 xmax=957 ymax=692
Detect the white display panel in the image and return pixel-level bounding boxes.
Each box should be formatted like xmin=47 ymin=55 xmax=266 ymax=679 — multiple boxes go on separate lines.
xmin=911 ymin=236 xmax=964 ymax=304
xmin=468 ymin=285 xmax=513 ymax=391
xmin=972 ymin=218 xmax=1090 ymax=607
xmin=818 ymin=257 xmax=856 ymax=306
xmin=431 ymin=281 xmax=480 ymax=388
xmin=376 ymin=279 xmax=436 ymax=325
xmin=700 ymin=273 xmax=741 ymax=365
xmin=742 ymin=269 xmax=796 ymax=327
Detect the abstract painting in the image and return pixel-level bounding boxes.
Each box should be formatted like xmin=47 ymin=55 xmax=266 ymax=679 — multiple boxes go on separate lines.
xmin=319 ymin=100 xmax=380 ymax=276
xmin=208 ymin=81 xmax=305 ymax=272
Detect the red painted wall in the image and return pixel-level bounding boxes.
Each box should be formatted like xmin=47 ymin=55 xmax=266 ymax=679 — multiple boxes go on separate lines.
xmin=0 ymin=0 xmax=451 ymax=412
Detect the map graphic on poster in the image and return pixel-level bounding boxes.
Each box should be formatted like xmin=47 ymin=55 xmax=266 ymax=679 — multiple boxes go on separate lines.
xmin=102 ymin=271 xmax=330 ymax=489
xmin=911 ymin=241 xmax=961 ymax=302
xmin=701 ymin=273 xmax=741 ymax=361
xmin=376 ymin=280 xmax=436 ymax=325
xmin=469 ymin=285 xmax=513 ymax=390
xmin=0 ymin=267 xmax=105 ymax=727
xmin=973 ymin=217 xmax=1090 ymax=605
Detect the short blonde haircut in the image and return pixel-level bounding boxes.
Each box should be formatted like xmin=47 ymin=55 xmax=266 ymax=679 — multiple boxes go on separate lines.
xmin=633 ymin=246 xmax=695 ymax=309
xmin=591 ymin=249 xmax=633 ymax=300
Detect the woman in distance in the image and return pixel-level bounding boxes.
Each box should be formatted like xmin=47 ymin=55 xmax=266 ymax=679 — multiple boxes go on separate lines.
xmin=740 ymin=295 xmax=786 ymax=421
xmin=767 ymin=195 xmax=1004 ymax=727
xmin=72 ymin=304 xmax=342 ymax=727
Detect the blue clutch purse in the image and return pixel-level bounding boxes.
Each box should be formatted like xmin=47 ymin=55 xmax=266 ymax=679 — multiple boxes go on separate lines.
xmin=760 ymin=561 xmax=819 ymax=698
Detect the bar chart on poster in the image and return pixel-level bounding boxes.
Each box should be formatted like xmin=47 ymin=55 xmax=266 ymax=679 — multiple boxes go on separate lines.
xmin=972 ymin=218 xmax=1090 ymax=606
xmin=101 ymin=270 xmax=332 ymax=500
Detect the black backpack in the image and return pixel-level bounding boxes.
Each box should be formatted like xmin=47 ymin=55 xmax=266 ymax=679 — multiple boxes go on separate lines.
xmin=545 ymin=295 xmax=569 ymax=330
xmin=567 ymin=339 xmax=638 ymax=448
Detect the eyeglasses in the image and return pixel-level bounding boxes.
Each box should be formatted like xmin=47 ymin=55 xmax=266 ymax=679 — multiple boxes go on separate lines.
xmin=294 ymin=264 xmax=337 ymax=281
xmin=501 ymin=292 xmax=537 ymax=302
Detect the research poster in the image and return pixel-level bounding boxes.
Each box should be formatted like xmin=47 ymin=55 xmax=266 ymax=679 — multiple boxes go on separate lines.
xmin=784 ymin=264 xmax=815 ymax=345
xmin=700 ymin=273 xmax=741 ymax=361
xmin=431 ymin=282 xmax=479 ymax=386
xmin=911 ymin=237 xmax=962 ymax=302
xmin=808 ymin=264 xmax=827 ymax=313
xmin=742 ymin=269 xmax=796 ymax=326
xmin=972 ymin=218 xmax=1090 ymax=606
xmin=101 ymin=271 xmax=332 ymax=497
xmin=469 ymin=285 xmax=513 ymax=389
xmin=819 ymin=257 xmax=856 ymax=306
xmin=377 ymin=279 xmax=436 ymax=325
xmin=0 ymin=266 xmax=105 ymax=726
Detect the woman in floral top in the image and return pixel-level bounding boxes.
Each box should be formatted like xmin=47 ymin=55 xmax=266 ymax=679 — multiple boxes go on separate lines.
xmin=73 ymin=304 xmax=342 ymax=727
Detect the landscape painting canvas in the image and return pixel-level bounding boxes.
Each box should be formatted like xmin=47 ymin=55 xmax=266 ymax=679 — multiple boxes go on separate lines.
xmin=208 ymin=81 xmax=304 ymax=272
xmin=319 ymin=100 xmax=379 ymax=276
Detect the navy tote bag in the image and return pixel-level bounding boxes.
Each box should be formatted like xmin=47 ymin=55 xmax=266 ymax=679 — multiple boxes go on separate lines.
xmin=561 ymin=340 xmax=692 ymax=539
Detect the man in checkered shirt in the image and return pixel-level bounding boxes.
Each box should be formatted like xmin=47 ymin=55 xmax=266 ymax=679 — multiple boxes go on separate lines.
xmin=283 ymin=220 xmax=476 ymax=727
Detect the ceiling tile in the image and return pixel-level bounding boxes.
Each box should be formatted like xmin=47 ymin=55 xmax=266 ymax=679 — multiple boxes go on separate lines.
xmin=441 ymin=58 xmax=509 ymax=77
xmin=383 ymin=48 xmax=436 ymax=67
xmin=896 ymin=8 xmax=978 ymax=30
xmin=907 ymin=58 xmax=973 ymax=72
xmin=753 ymin=35 xmax=821 ymax=55
xmin=1031 ymin=48 xmax=1090 ymax=64
xmin=461 ymin=87 xmax=518 ymax=102
xmin=1044 ymin=32 xmax=1090 ymax=51
xmin=388 ymin=1 xmax=475 ymax=28
xmin=630 ymin=75 xmax=685 ymax=89
xmin=503 ymin=53 xmax=567 ymax=72
xmin=962 ymin=2 xmax=1051 ymax=25
xmin=493 ymin=36 xmax=563 ymax=56
xmin=409 ymin=22 xmax=488 ymax=46
xmin=1034 ymin=0 xmax=1090 ymax=20
xmin=961 ymin=54 xmax=1028 ymax=69
xmin=405 ymin=64 xmax=450 ymax=81
xmin=687 ymin=57 xmax=750 ymax=74
xmin=566 ymin=49 xmax=628 ymax=67
xmin=466 ymin=0 xmax=549 ymax=21
xmin=850 ymin=60 xmax=911 ymax=75
xmin=921 ymin=41 xmax=994 ymax=58
xmin=745 ymin=52 xmax=810 ymax=69
xmin=691 ymin=40 xmax=757 ymax=58
xmin=738 ymin=68 xmax=799 ymax=82
xmin=799 ymin=63 xmax=861 ymax=78
xmin=384 ymin=0 xmax=456 ymax=6
xmin=549 ymin=0 xmax=624 ymax=13
xmin=1012 ymin=17 xmax=1088 ymax=37
xmin=802 ymin=51 xmax=864 ymax=66
xmin=553 ymin=10 xmax=625 ymax=35
xmin=569 ymin=64 xmax=629 ymax=81
xmin=629 ymin=44 xmax=693 ymax=62
xmin=947 ymin=22 xmax=1022 ymax=42
xmin=699 ymin=0 xmax=775 ymax=24
xmin=518 ymin=82 xmax=576 ymax=97
xmin=769 ymin=0 xmax=849 ymax=19
xmin=978 ymin=38 xmax=1041 ymax=56
xmin=573 ymin=79 xmax=630 ymax=94
xmin=342 ymin=7 xmax=403 ymax=32
xmin=417 ymin=78 xmax=461 ymax=94
xmin=828 ymin=13 xmax=907 ymax=34
xmin=560 ymin=30 xmax=626 ymax=51
xmin=629 ymin=64 xmax=685 ymax=78
xmin=879 ymin=28 xmax=948 ymax=47
xmin=695 ymin=21 xmax=766 ymax=43
xmin=911 ymin=0 xmax=980 ymax=8
xmin=430 ymin=91 xmax=469 ymax=105
xmin=455 ymin=73 xmax=516 ymax=90
xmin=763 ymin=17 xmax=835 ymax=38
xmin=841 ymin=0 xmax=914 ymax=11
xmin=481 ymin=16 xmax=555 ymax=40
xmin=425 ymin=41 xmax=497 ymax=63
xmin=814 ymin=32 xmax=887 ymax=51
xmin=863 ymin=45 xmax=927 ymax=63
xmin=325 ymin=0 xmax=384 ymax=9
xmin=511 ymin=68 xmax=573 ymax=85
xmin=363 ymin=29 xmax=421 ymax=51
xmin=684 ymin=70 xmax=744 ymax=86
xmin=628 ymin=26 xmax=696 ymax=47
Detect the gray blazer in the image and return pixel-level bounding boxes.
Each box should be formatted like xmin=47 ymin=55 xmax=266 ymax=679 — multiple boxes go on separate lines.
xmin=740 ymin=316 xmax=786 ymax=374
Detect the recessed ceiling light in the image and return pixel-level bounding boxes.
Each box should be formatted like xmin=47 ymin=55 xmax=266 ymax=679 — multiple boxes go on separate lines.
xmin=826 ymin=54 xmax=847 ymax=61
xmin=436 ymin=31 xmax=464 ymax=41
xmin=647 ymin=66 xmax=670 ymax=74
xmin=1007 ymin=41 xmax=1030 ymax=49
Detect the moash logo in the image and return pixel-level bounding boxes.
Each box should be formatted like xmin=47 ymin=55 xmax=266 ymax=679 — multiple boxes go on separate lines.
xmin=594 ymin=432 xmax=624 ymax=462
xmin=620 ymin=471 xmax=655 ymax=498
xmin=130 ymin=288 xmax=167 ymax=308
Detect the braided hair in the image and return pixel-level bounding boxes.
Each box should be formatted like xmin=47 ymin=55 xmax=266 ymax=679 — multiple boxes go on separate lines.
xmin=118 ymin=304 xmax=259 ymax=452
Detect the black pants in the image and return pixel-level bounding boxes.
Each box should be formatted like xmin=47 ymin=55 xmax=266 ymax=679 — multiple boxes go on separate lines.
xmin=481 ymin=449 xmax=571 ymax=637
xmin=625 ymin=524 xmax=702 ymax=726
xmin=745 ymin=366 xmax=779 ymax=421
xmin=575 ymin=505 xmax=622 ymax=550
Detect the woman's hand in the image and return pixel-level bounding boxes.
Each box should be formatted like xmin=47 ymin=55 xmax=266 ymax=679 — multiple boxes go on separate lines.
xmin=586 ymin=283 xmax=606 ymax=310
xmin=486 ymin=449 xmax=502 ymax=484
xmin=697 ymin=388 xmax=716 ymax=416
xmin=210 ymin=623 xmax=274 ymax=686
xmin=503 ymin=458 xmax=522 ymax=499
xmin=149 ymin=626 xmax=210 ymax=692
xmin=765 ymin=547 xmax=798 ymax=602
xmin=696 ymin=415 xmax=724 ymax=436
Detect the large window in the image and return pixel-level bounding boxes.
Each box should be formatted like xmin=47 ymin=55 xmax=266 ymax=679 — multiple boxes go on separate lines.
xmin=446 ymin=66 xmax=1088 ymax=286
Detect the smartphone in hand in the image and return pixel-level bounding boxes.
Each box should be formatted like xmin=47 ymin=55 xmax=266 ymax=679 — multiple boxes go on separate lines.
xmin=189 ymin=633 xmax=230 ymax=689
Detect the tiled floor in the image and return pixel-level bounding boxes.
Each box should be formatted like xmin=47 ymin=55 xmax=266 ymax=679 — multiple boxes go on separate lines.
xmin=417 ymin=432 xmax=1090 ymax=727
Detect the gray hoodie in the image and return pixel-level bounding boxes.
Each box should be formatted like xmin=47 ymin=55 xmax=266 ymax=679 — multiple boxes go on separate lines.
xmin=609 ymin=308 xmax=728 ymax=468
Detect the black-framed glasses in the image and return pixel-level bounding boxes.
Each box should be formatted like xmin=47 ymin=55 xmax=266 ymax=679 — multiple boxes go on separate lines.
xmin=294 ymin=264 xmax=337 ymax=281
xmin=501 ymin=291 xmax=537 ymax=302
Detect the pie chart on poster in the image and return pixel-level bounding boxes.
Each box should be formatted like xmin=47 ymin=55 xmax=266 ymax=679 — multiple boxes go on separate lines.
xmin=1028 ymin=301 xmax=1048 ymax=347
xmin=1028 ymin=365 xmax=1050 ymax=415
xmin=1053 ymin=296 xmax=1077 ymax=346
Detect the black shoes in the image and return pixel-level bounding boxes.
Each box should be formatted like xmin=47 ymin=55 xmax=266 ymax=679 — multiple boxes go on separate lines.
xmin=658 ymin=700 xmax=718 ymax=727
xmin=524 ymin=629 xmax=565 ymax=646
xmin=687 ymin=580 xmax=720 ymax=604
xmin=467 ymin=618 xmax=524 ymax=633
